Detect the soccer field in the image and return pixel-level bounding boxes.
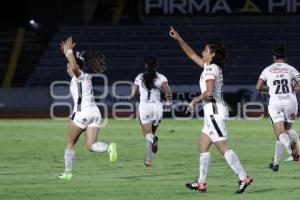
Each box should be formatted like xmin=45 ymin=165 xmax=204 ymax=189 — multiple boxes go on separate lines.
xmin=0 ymin=119 xmax=299 ymax=200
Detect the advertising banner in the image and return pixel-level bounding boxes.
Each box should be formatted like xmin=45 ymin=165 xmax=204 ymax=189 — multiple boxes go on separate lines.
xmin=142 ymin=0 xmax=300 ymax=16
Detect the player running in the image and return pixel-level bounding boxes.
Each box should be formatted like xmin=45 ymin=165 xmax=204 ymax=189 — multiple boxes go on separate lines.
xmin=256 ymin=46 xmax=300 ymax=171
xmin=132 ymin=55 xmax=172 ymax=167
xmin=169 ymin=26 xmax=253 ymax=193
xmin=58 ymin=37 xmax=117 ymax=180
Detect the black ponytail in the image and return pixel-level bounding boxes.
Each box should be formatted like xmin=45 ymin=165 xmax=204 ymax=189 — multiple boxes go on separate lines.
xmin=142 ymin=55 xmax=159 ymax=90
xmin=75 ymin=51 xmax=106 ymax=74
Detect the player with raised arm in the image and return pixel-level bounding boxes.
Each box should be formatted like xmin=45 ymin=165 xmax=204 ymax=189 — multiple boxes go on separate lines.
xmin=169 ymin=27 xmax=252 ymax=193
xmin=58 ymin=37 xmax=117 ymax=180
xmin=132 ymin=55 xmax=172 ymax=167
xmin=256 ymin=46 xmax=300 ymax=171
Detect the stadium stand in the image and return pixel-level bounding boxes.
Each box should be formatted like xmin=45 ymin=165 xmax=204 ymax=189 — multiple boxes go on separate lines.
xmin=0 ymin=31 xmax=15 ymax=84
xmin=26 ymin=16 xmax=300 ymax=86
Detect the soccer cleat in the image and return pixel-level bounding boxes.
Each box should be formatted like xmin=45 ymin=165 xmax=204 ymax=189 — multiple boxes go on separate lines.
xmin=144 ymin=160 xmax=152 ymax=167
xmin=152 ymin=136 xmax=159 ymax=153
xmin=108 ymin=143 xmax=117 ymax=162
xmin=186 ymin=181 xmax=207 ymax=192
xmin=235 ymin=176 xmax=253 ymax=193
xmin=58 ymin=172 xmax=72 ymax=180
xmin=290 ymin=141 xmax=299 ymax=161
xmin=269 ymin=163 xmax=279 ymax=171
xmin=284 ymin=156 xmax=293 ymax=162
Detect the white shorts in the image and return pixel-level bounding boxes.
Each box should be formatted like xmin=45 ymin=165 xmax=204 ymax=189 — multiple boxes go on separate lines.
xmin=202 ymin=114 xmax=228 ymax=143
xmin=139 ymin=101 xmax=163 ymax=125
xmin=71 ymin=109 xmax=102 ymax=129
xmin=268 ymin=103 xmax=298 ymax=123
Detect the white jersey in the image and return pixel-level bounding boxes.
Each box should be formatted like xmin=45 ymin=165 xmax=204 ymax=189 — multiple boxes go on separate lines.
xmin=70 ymin=71 xmax=98 ymax=112
xmin=200 ymin=63 xmax=227 ymax=116
xmin=134 ymin=72 xmax=168 ymax=102
xmin=259 ymin=62 xmax=300 ymax=105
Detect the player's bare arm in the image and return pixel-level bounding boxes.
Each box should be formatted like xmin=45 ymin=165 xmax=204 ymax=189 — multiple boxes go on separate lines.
xmin=131 ymin=84 xmax=139 ymax=96
xmin=169 ymin=26 xmax=204 ymax=68
xmin=294 ymin=82 xmax=300 ymax=92
xmin=186 ymin=80 xmax=214 ymax=113
xmin=256 ymin=78 xmax=269 ymax=94
xmin=161 ymin=82 xmax=172 ymax=102
xmin=60 ymin=37 xmax=81 ymax=77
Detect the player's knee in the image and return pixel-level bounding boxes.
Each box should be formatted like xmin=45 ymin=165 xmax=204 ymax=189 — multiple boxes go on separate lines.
xmin=215 ymin=142 xmax=229 ymax=155
xmin=218 ymin=148 xmax=228 ymax=155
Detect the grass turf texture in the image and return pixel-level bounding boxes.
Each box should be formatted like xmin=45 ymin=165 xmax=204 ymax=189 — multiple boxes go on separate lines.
xmin=0 ymin=119 xmax=299 ymax=200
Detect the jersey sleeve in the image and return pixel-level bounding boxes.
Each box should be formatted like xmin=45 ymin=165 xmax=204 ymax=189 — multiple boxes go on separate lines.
xmin=158 ymin=74 xmax=168 ymax=84
xmin=291 ymin=67 xmax=300 ymax=82
xmin=154 ymin=74 xmax=167 ymax=89
xmin=134 ymin=74 xmax=142 ymax=86
xmin=203 ymin=64 xmax=217 ymax=81
xmin=259 ymin=68 xmax=268 ymax=81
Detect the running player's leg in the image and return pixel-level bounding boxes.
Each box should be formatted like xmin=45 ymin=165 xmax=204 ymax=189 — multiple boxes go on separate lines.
xmin=287 ymin=127 xmax=300 ymax=147
xmin=85 ymin=127 xmax=108 ymax=152
xmin=215 ymin=139 xmax=253 ymax=193
xmin=59 ymin=121 xmax=83 ymax=180
xmin=141 ymin=122 xmax=155 ymax=166
xmin=152 ymin=102 xmax=163 ymax=136
xmin=186 ymin=133 xmax=212 ymax=192
xmin=270 ymin=140 xmax=283 ymax=169
xmin=197 ymin=133 xmax=212 ymax=189
xmin=152 ymin=122 xmax=160 ymax=135
xmin=209 ymin=113 xmax=252 ymax=193
xmin=85 ymin=117 xmax=118 ymax=162
xmin=285 ymin=99 xmax=299 ymax=155
xmin=269 ymin=104 xmax=296 ymax=159
xmin=139 ymin=103 xmax=159 ymax=166
xmin=186 ymin=115 xmax=213 ymax=192
xmin=272 ymin=122 xmax=296 ymax=160
xmin=150 ymin=102 xmax=163 ymax=153
xmin=286 ymin=120 xmax=299 ymax=161
xmin=269 ymin=120 xmax=284 ymax=168
xmin=285 ymin=102 xmax=298 ymax=138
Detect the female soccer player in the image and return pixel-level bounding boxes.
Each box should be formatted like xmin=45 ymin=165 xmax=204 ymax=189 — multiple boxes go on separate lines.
xmin=169 ymin=27 xmax=252 ymax=193
xmin=58 ymin=37 xmax=117 ymax=180
xmin=132 ymin=55 xmax=172 ymax=167
xmin=256 ymin=46 xmax=300 ymax=171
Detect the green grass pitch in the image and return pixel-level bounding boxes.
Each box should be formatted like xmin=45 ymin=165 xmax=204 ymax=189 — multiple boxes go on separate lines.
xmin=0 ymin=118 xmax=299 ymax=200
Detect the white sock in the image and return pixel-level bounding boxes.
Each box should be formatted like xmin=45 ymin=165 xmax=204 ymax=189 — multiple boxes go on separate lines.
xmin=273 ymin=140 xmax=283 ymax=165
xmin=198 ymin=152 xmax=211 ymax=183
xmin=91 ymin=142 xmax=108 ymax=153
xmin=146 ymin=142 xmax=153 ymax=161
xmin=288 ymin=129 xmax=300 ymax=149
xmin=224 ymin=150 xmax=247 ymax=180
xmin=279 ymin=133 xmax=292 ymax=155
xmin=64 ymin=149 xmax=75 ymax=173
xmin=145 ymin=133 xmax=154 ymax=143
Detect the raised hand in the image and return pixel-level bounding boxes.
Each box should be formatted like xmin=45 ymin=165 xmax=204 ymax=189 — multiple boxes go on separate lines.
xmin=169 ymin=26 xmax=181 ymax=40
xmin=60 ymin=37 xmax=76 ymax=54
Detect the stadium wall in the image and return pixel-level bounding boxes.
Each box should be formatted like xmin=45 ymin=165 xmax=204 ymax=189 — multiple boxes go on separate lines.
xmin=0 ymin=85 xmax=280 ymax=119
